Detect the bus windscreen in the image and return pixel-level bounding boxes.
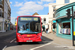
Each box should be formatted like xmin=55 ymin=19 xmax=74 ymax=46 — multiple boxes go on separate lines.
xmin=18 ymin=17 xmax=41 ymax=34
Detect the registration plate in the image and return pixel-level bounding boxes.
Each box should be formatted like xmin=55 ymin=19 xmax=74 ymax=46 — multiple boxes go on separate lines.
xmin=26 ymin=40 xmax=32 ymax=42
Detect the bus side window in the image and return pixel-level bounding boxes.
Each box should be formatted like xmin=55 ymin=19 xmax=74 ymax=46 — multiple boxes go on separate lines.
xmin=36 ymin=23 xmax=41 ymax=32
xmin=26 ymin=23 xmax=29 ymax=30
xmin=23 ymin=25 xmax=25 ymax=30
xmin=30 ymin=22 xmax=35 ymax=31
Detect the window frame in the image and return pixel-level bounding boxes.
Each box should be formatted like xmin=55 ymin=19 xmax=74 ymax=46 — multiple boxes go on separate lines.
xmin=65 ymin=0 xmax=69 ymax=3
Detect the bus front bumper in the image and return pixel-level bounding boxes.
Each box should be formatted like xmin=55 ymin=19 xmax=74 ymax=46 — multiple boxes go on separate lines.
xmin=17 ymin=37 xmax=42 ymax=42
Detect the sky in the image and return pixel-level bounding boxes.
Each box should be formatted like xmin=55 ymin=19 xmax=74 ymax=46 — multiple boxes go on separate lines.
xmin=10 ymin=0 xmax=56 ymax=24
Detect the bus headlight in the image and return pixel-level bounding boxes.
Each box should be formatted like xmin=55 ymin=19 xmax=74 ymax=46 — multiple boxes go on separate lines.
xmin=37 ymin=35 xmax=42 ymax=39
xmin=18 ymin=35 xmax=21 ymax=37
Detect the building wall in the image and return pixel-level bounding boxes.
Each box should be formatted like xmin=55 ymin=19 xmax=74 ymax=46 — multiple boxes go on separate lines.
xmin=70 ymin=0 xmax=75 ymax=3
xmin=49 ymin=0 xmax=75 ymax=19
xmin=0 ymin=0 xmax=4 ymax=32
xmin=55 ymin=2 xmax=75 ymax=40
xmin=34 ymin=15 xmax=49 ymax=24
xmin=49 ymin=4 xmax=54 ymax=18
xmin=34 ymin=15 xmax=52 ymax=32
xmin=4 ymin=0 xmax=8 ymax=20
xmin=56 ymin=0 xmax=75 ymax=4
xmin=7 ymin=0 xmax=10 ymax=7
xmin=0 ymin=0 xmax=11 ymax=32
xmin=49 ymin=0 xmax=75 ymax=33
xmin=56 ymin=18 xmax=72 ymax=40
xmin=56 ymin=0 xmax=64 ymax=4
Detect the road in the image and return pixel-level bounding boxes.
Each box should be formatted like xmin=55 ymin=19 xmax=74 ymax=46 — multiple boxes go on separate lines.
xmin=0 ymin=31 xmax=74 ymax=50
xmin=0 ymin=31 xmax=16 ymax=50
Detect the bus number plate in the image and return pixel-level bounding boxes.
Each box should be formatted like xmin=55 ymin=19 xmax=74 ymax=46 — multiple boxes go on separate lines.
xmin=26 ymin=40 xmax=32 ymax=42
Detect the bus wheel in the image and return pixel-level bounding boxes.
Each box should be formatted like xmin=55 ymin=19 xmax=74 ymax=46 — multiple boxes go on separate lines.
xmin=17 ymin=42 xmax=22 ymax=45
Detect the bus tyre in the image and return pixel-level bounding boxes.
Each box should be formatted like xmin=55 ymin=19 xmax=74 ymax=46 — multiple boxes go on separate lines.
xmin=17 ymin=42 xmax=21 ymax=45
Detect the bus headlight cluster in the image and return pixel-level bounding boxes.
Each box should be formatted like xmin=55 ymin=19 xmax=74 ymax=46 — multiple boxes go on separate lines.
xmin=18 ymin=35 xmax=21 ymax=37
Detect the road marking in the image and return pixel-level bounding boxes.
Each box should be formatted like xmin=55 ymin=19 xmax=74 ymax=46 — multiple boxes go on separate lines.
xmin=2 ymin=45 xmax=7 ymax=50
xmin=15 ymin=41 xmax=17 ymax=43
xmin=10 ymin=38 xmax=16 ymax=43
xmin=30 ymin=42 xmax=53 ymax=50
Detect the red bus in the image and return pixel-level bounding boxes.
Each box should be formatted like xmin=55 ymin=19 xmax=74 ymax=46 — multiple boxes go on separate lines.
xmin=16 ymin=16 xmax=42 ymax=42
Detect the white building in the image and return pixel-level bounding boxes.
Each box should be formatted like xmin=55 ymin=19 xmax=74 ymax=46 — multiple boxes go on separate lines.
xmin=0 ymin=0 xmax=4 ymax=32
xmin=49 ymin=0 xmax=75 ymax=19
xmin=34 ymin=15 xmax=52 ymax=32
xmin=33 ymin=0 xmax=75 ymax=33
xmin=49 ymin=0 xmax=75 ymax=32
xmin=0 ymin=0 xmax=11 ymax=32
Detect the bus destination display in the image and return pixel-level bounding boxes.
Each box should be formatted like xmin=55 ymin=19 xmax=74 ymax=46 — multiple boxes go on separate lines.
xmin=20 ymin=17 xmax=38 ymax=21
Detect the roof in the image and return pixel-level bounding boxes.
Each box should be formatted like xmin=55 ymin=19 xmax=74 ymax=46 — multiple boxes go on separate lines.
xmin=56 ymin=2 xmax=75 ymax=13
xmin=32 ymin=12 xmax=39 ymax=15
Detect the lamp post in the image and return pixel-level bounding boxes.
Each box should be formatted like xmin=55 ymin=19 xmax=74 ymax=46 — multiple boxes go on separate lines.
xmin=72 ymin=6 xmax=74 ymax=46
xmin=66 ymin=6 xmax=74 ymax=46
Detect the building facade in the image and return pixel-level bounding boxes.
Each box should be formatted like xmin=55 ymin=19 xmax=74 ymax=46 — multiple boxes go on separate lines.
xmin=0 ymin=0 xmax=11 ymax=32
xmin=0 ymin=0 xmax=4 ymax=32
xmin=55 ymin=2 xmax=75 ymax=40
xmin=32 ymin=0 xmax=75 ymax=33
xmin=49 ymin=0 xmax=75 ymax=33
xmin=34 ymin=15 xmax=52 ymax=33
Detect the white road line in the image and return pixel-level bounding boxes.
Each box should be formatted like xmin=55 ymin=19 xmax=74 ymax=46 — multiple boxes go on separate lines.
xmin=15 ymin=41 xmax=17 ymax=43
xmin=2 ymin=45 xmax=7 ymax=50
xmin=10 ymin=38 xmax=16 ymax=43
xmin=30 ymin=42 xmax=53 ymax=50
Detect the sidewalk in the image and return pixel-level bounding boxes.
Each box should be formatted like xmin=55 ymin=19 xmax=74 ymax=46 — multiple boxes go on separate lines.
xmin=0 ymin=30 xmax=16 ymax=37
xmin=42 ymin=32 xmax=75 ymax=48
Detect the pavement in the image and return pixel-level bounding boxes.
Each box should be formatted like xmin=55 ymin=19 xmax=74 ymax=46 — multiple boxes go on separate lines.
xmin=42 ymin=32 xmax=75 ymax=49
xmin=0 ymin=30 xmax=16 ymax=37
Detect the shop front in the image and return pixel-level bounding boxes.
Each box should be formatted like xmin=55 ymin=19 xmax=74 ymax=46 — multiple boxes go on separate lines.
xmin=5 ymin=20 xmax=11 ymax=31
xmin=56 ymin=18 xmax=72 ymax=39
xmin=55 ymin=2 xmax=75 ymax=40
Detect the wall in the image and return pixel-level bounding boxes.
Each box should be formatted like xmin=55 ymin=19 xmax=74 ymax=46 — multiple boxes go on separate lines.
xmin=55 ymin=2 xmax=75 ymax=40
xmin=4 ymin=0 xmax=8 ymax=20
xmin=34 ymin=15 xmax=50 ymax=24
xmin=55 ymin=2 xmax=75 ymax=19
xmin=49 ymin=0 xmax=75 ymax=20
xmin=70 ymin=0 xmax=75 ymax=3
xmin=56 ymin=18 xmax=72 ymax=40
xmin=4 ymin=0 xmax=11 ymax=31
xmin=56 ymin=0 xmax=64 ymax=4
xmin=34 ymin=15 xmax=52 ymax=32
xmin=49 ymin=4 xmax=54 ymax=19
